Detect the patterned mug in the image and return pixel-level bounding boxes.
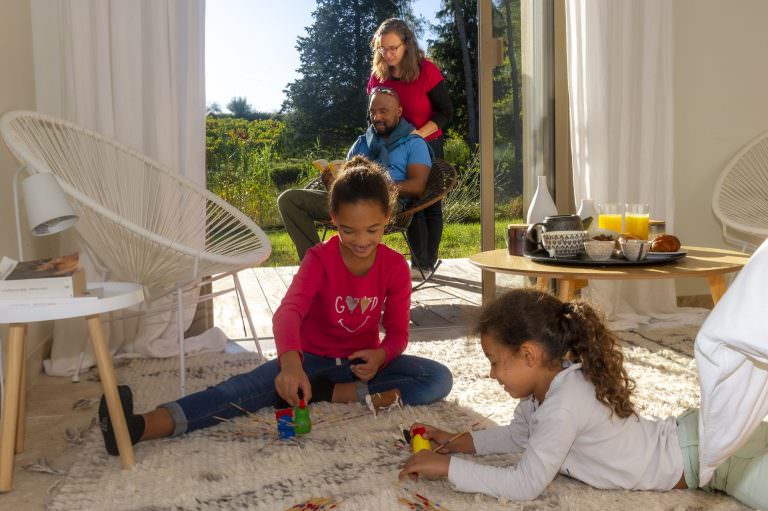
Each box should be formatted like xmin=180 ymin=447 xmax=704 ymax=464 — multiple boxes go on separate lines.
xmin=541 ymin=230 xmax=589 ymax=258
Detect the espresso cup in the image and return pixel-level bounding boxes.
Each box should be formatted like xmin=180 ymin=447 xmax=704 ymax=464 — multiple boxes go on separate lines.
xmin=620 ymin=239 xmax=652 ymax=262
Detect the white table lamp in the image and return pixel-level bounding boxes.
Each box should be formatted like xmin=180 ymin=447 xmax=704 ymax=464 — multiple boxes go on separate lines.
xmin=2 ymin=167 xmax=80 ymax=406
xmin=12 ymin=167 xmax=78 ymax=260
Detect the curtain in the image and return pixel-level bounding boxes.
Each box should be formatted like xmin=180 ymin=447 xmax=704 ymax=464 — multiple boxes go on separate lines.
xmin=565 ymin=0 xmax=707 ymax=329
xmin=30 ymin=0 xmax=209 ymax=375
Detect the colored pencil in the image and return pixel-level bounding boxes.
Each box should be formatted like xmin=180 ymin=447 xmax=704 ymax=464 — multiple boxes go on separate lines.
xmin=434 ymin=412 xmax=494 ymax=453
xmin=284 ymin=496 xmax=339 ymax=510
xmin=400 ymin=488 xmax=447 ymax=510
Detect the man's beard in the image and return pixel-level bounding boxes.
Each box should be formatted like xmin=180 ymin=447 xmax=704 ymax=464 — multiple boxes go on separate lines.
xmin=373 ymin=120 xmax=397 ymax=136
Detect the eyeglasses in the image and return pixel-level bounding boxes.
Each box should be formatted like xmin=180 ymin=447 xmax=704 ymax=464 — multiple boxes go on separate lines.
xmin=377 ymin=43 xmax=403 ymax=55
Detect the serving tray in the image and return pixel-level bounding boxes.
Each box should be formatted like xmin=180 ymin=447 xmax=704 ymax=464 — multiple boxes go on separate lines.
xmin=524 ymin=251 xmax=687 ymax=267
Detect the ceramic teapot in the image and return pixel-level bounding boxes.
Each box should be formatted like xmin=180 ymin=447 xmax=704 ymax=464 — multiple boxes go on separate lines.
xmin=526 ymin=214 xmax=592 ymax=249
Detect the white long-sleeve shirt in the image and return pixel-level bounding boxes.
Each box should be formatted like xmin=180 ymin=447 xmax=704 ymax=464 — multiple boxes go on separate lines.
xmin=448 ymin=363 xmax=683 ymax=501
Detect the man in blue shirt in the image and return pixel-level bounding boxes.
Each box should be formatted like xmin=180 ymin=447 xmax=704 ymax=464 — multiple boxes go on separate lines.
xmin=278 ymin=87 xmax=432 ymax=260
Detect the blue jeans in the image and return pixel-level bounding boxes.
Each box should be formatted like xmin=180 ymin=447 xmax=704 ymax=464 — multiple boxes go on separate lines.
xmin=161 ymin=353 xmax=453 ymax=435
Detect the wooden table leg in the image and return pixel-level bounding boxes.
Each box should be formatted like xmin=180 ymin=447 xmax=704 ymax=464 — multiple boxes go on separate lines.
xmin=707 ymin=274 xmax=728 ymax=305
xmin=574 ymin=279 xmax=589 ymax=296
xmin=558 ymin=279 xmax=576 ymax=302
xmin=0 ymin=324 xmax=26 ymax=492
xmin=86 ymin=315 xmax=135 ymax=468
xmin=535 ymin=277 xmax=549 ymax=292
xmin=15 ymin=326 xmax=28 ymax=454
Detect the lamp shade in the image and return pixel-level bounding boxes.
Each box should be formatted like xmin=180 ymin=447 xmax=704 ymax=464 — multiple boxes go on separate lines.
xmin=21 ymin=173 xmax=78 ymax=235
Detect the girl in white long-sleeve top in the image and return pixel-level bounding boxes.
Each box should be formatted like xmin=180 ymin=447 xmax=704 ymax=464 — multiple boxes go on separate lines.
xmin=399 ymin=288 xmax=768 ymax=509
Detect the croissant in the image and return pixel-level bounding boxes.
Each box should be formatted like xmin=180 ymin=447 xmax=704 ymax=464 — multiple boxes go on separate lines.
xmin=651 ymin=234 xmax=681 ymax=252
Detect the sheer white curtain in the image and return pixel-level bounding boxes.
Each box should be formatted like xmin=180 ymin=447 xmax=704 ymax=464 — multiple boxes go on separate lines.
xmin=565 ymin=0 xmax=707 ymax=329
xmin=30 ymin=0 xmax=209 ymax=375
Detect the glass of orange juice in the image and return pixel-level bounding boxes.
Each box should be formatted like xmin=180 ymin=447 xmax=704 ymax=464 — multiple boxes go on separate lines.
xmin=625 ymin=203 xmax=649 ymax=240
xmin=598 ymin=203 xmax=623 ymax=234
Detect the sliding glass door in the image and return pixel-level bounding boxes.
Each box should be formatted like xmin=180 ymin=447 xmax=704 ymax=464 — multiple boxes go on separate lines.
xmin=478 ymin=0 xmax=556 ymax=300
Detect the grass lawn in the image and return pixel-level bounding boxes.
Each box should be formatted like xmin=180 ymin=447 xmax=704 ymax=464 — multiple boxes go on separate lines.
xmin=264 ymin=219 xmax=522 ymax=266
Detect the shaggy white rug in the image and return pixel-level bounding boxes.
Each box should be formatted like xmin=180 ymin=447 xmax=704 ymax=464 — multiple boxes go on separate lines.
xmin=47 ymin=328 xmax=751 ymax=511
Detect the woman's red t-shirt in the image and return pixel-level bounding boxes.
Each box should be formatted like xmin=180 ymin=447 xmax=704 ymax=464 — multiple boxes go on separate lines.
xmin=367 ymin=59 xmax=445 ymax=141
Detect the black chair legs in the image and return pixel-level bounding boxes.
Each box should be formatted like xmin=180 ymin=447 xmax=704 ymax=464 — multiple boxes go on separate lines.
xmin=401 ymin=231 xmax=442 ymax=291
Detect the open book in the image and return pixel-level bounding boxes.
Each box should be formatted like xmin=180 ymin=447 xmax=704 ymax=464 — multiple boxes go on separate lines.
xmin=311 ymin=159 xmax=347 ymax=176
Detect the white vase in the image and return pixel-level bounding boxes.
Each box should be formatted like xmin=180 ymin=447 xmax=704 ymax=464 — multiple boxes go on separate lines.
xmin=526 ymin=175 xmax=558 ymax=224
xmin=577 ymin=198 xmax=598 ymax=233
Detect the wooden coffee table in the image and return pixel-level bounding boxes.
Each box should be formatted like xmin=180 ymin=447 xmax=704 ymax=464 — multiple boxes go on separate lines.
xmin=470 ymin=246 xmax=750 ymax=303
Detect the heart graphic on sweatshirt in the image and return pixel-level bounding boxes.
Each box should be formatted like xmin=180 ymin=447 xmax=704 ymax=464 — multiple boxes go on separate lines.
xmin=360 ymin=297 xmax=372 ymax=313
xmin=345 ymin=296 xmax=360 ymax=312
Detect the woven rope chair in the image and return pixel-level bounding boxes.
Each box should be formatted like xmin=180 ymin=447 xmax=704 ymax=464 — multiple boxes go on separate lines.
xmin=0 ymin=111 xmax=272 ymax=395
xmin=712 ymin=129 xmax=768 ymax=251
xmin=312 ymin=158 xmax=458 ymax=290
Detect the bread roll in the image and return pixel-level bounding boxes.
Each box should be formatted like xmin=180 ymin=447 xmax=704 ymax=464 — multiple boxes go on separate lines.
xmin=651 ymin=234 xmax=681 ymax=252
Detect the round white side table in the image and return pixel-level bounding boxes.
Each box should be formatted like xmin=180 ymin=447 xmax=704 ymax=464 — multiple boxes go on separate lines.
xmin=0 ymin=282 xmax=144 ymax=492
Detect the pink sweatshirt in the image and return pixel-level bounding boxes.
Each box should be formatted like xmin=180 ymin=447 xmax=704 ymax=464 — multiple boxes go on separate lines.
xmin=272 ymin=236 xmax=411 ymax=365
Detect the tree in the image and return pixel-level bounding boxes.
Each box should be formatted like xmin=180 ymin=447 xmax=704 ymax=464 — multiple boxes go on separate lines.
xmin=491 ymin=0 xmax=522 ymax=197
xmin=281 ymin=0 xmax=417 ymax=153
xmin=227 ymin=96 xmax=254 ymax=118
xmin=503 ymin=0 xmax=522 ymax=176
xmin=207 ymin=102 xmax=223 ymax=116
xmin=430 ymin=0 xmax=522 ymax=198
xmin=429 ymin=0 xmax=478 ymax=147
xmin=451 ymin=0 xmax=478 ymax=146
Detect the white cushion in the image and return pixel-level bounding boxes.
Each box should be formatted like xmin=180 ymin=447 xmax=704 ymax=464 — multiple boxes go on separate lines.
xmin=695 ymin=239 xmax=768 ymax=485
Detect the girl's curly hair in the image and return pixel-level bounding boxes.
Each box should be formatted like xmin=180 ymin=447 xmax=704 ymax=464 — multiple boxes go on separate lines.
xmin=329 ymin=156 xmax=397 ymax=215
xmin=475 ymin=288 xmax=636 ymax=418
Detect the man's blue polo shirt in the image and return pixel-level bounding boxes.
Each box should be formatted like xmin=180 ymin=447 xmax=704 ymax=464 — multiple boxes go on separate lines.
xmin=346 ymin=132 xmax=432 ymax=182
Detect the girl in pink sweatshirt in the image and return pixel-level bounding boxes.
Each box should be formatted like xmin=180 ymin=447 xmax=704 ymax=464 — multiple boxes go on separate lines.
xmin=98 ymin=157 xmax=453 ymax=455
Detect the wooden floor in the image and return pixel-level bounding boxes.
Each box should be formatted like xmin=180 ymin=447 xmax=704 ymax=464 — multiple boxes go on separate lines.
xmin=213 ymin=258 xmax=524 ymax=344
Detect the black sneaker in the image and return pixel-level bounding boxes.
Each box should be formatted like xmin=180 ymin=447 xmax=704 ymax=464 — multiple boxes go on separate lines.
xmin=98 ymin=385 xmax=145 ymax=456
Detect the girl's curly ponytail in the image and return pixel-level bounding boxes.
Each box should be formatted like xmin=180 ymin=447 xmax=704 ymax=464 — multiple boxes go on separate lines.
xmin=475 ymin=289 xmax=636 ymax=418
xmin=561 ymin=301 xmax=636 ymax=418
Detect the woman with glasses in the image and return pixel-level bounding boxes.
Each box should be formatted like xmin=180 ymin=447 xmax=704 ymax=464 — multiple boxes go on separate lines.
xmin=369 ymin=18 xmax=453 ymax=277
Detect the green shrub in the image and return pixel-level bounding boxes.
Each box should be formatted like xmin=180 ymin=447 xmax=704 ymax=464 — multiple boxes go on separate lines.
xmin=270 ymin=160 xmax=309 ymax=190
xmin=443 ymin=129 xmax=471 ymax=168
xmin=496 ymin=196 xmax=524 ymax=219
xmin=442 ymin=148 xmax=524 ymax=224
xmin=492 ymin=144 xmax=523 ymax=201
xmin=443 ymin=149 xmax=480 ymax=223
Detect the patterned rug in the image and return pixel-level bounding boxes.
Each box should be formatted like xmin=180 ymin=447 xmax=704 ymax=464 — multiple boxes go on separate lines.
xmin=46 ymin=328 xmax=751 ymax=511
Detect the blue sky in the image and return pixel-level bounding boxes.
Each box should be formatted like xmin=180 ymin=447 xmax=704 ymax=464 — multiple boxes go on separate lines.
xmin=205 ymin=0 xmax=442 ymax=113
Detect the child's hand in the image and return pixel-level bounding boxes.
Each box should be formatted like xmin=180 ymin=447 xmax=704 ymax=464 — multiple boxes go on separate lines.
xmin=348 ymin=349 xmax=386 ymax=382
xmin=274 ymin=352 xmax=311 ymax=406
xmin=408 ymin=423 xmax=454 ymax=450
xmin=398 ymin=451 xmax=450 ymax=481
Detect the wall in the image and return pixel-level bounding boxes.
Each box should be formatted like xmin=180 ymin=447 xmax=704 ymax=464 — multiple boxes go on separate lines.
xmin=0 ymin=0 xmax=57 ymax=383
xmin=673 ymin=0 xmax=768 ymax=295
